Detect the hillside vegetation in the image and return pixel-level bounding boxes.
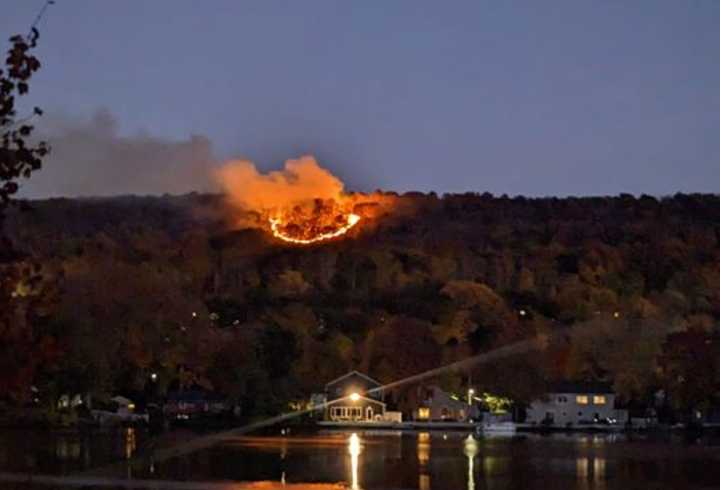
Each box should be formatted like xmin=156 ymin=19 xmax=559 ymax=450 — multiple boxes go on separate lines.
xmin=4 ymin=192 xmax=720 ymax=418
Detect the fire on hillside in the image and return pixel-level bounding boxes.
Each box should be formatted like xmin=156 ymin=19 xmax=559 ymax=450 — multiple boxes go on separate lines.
xmin=215 ymin=156 xmax=372 ymax=245
xmin=268 ymin=201 xmax=361 ymax=244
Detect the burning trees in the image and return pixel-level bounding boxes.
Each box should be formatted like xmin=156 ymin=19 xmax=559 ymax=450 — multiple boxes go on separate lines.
xmin=216 ymin=156 xmax=362 ymax=245
xmin=269 ymin=198 xmax=360 ymax=244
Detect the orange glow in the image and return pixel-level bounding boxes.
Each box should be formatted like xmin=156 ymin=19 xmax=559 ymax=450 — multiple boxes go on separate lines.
xmin=270 ymin=212 xmax=360 ymax=245
xmin=215 ymin=157 xmax=387 ymax=246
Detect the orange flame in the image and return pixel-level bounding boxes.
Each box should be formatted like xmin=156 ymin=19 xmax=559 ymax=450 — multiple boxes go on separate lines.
xmin=269 ymin=213 xmax=361 ymax=245
xmin=215 ymin=156 xmax=371 ymax=245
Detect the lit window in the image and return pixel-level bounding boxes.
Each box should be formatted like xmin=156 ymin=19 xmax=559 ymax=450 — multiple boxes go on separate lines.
xmin=418 ymin=407 xmax=430 ymax=420
xmin=593 ymin=395 xmax=606 ymax=405
xmin=576 ymin=395 xmax=589 ymax=405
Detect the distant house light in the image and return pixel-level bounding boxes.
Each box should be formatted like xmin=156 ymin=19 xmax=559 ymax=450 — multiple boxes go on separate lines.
xmin=593 ymin=395 xmax=606 ymax=405
xmin=576 ymin=395 xmax=589 ymax=405
xmin=418 ymin=407 xmax=430 ymax=420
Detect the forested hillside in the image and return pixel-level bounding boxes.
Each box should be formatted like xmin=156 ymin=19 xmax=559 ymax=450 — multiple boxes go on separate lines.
xmin=4 ymin=192 xmax=720 ymax=417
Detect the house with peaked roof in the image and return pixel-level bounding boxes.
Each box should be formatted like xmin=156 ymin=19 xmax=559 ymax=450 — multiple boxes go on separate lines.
xmin=323 ymin=371 xmax=386 ymax=422
xmin=525 ymin=382 xmax=628 ymax=427
xmin=413 ymin=385 xmax=478 ymax=422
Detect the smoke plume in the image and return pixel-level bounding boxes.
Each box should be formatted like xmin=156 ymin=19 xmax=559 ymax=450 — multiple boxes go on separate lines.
xmin=215 ymin=156 xmax=345 ymax=212
xmin=20 ymin=110 xmax=215 ymax=198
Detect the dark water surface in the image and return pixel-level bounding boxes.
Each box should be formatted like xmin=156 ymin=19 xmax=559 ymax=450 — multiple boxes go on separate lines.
xmin=1 ymin=428 xmax=719 ymax=489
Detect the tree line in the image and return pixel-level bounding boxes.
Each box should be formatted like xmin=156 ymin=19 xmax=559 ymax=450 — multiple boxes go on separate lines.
xmin=2 ymin=191 xmax=719 ymax=422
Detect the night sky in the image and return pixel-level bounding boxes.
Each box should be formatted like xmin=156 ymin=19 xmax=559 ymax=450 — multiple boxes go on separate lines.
xmin=3 ymin=1 xmax=719 ymax=198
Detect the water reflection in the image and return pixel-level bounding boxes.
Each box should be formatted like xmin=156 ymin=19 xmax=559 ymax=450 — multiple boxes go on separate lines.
xmin=348 ymin=433 xmax=361 ymax=490
xmin=417 ymin=432 xmax=431 ymax=466
xmin=55 ymin=437 xmax=81 ymax=461
xmin=464 ymin=435 xmax=478 ymax=490
xmin=576 ymin=456 xmax=607 ymax=489
xmin=124 ymin=427 xmax=136 ymax=460
xmin=577 ymin=456 xmax=589 ymax=479
xmin=419 ymin=474 xmax=431 ymax=490
xmin=4 ymin=429 xmax=720 ymax=489
xmin=594 ymin=457 xmax=606 ymax=487
xmin=483 ymin=456 xmax=498 ymax=476
xmin=417 ymin=432 xmax=431 ymax=490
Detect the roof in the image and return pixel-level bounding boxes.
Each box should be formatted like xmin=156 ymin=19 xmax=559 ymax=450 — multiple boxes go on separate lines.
xmin=110 ymin=396 xmax=132 ymax=405
xmin=326 ymin=393 xmax=386 ymax=408
xmin=325 ymin=370 xmax=382 ymax=390
xmin=548 ymin=381 xmax=614 ymax=395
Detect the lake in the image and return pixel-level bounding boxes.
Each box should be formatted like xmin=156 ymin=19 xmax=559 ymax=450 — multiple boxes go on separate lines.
xmin=1 ymin=428 xmax=719 ymax=489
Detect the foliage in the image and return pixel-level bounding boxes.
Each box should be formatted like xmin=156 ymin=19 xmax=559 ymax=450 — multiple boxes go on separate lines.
xmin=4 ymin=191 xmax=720 ymax=415
xmin=0 ymin=30 xmax=51 ymax=404
xmin=0 ymin=29 xmax=49 ymax=206
xmin=659 ymin=328 xmax=720 ymax=417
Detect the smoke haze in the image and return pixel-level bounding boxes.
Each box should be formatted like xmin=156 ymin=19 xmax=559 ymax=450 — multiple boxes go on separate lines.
xmin=20 ymin=110 xmax=215 ymax=198
xmin=215 ymin=156 xmax=345 ymax=212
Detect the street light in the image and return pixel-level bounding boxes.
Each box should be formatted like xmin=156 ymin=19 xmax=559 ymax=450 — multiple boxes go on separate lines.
xmin=150 ymin=372 xmax=158 ymax=382
xmin=467 ymin=388 xmax=475 ymax=405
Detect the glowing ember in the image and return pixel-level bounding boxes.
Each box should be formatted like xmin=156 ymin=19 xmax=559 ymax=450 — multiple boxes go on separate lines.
xmin=269 ymin=213 xmax=360 ymax=244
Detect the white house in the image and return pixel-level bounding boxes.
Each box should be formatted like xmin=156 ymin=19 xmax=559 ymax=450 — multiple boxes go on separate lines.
xmin=323 ymin=371 xmax=387 ymax=422
xmin=525 ymin=382 xmax=628 ymax=427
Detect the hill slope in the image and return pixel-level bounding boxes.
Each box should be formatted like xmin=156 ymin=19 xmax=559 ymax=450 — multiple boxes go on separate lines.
xmin=4 ymin=192 xmax=720 ymax=415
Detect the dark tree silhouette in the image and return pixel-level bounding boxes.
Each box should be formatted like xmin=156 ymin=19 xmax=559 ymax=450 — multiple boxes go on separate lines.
xmin=0 ymin=29 xmax=48 ymax=207
xmin=0 ymin=29 xmax=51 ymax=402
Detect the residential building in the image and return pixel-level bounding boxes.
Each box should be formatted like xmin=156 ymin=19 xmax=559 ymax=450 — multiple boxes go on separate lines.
xmin=323 ymin=371 xmax=386 ymax=422
xmin=525 ymin=382 xmax=628 ymax=427
xmin=413 ymin=385 xmax=478 ymax=422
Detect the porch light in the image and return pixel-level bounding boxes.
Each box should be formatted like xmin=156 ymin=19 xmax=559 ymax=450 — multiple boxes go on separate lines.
xmin=350 ymin=392 xmax=360 ymax=402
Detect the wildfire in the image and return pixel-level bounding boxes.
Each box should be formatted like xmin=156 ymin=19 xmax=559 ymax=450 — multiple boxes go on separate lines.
xmin=269 ymin=212 xmax=361 ymax=245
xmin=215 ymin=156 xmax=372 ymax=245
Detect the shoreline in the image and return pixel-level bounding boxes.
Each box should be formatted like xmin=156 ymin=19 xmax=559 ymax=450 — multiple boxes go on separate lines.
xmin=315 ymin=420 xmax=717 ymax=434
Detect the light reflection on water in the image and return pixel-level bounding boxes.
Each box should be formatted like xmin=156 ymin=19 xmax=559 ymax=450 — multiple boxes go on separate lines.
xmin=418 ymin=432 xmax=431 ymax=490
xmin=124 ymin=427 xmax=136 ymax=460
xmin=348 ymin=433 xmax=361 ymax=490
xmin=575 ymin=456 xmax=607 ymax=490
xmin=464 ymin=435 xmax=478 ymax=490
xmin=1 ymin=430 xmax=720 ymax=489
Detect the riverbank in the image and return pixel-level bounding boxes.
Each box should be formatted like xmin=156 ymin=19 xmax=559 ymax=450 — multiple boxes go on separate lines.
xmin=318 ymin=420 xmax=624 ymax=433
xmin=316 ymin=420 xmax=720 ymax=434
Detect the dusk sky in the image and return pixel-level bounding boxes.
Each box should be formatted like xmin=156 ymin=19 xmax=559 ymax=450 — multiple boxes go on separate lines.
xmin=3 ymin=1 xmax=719 ymax=197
